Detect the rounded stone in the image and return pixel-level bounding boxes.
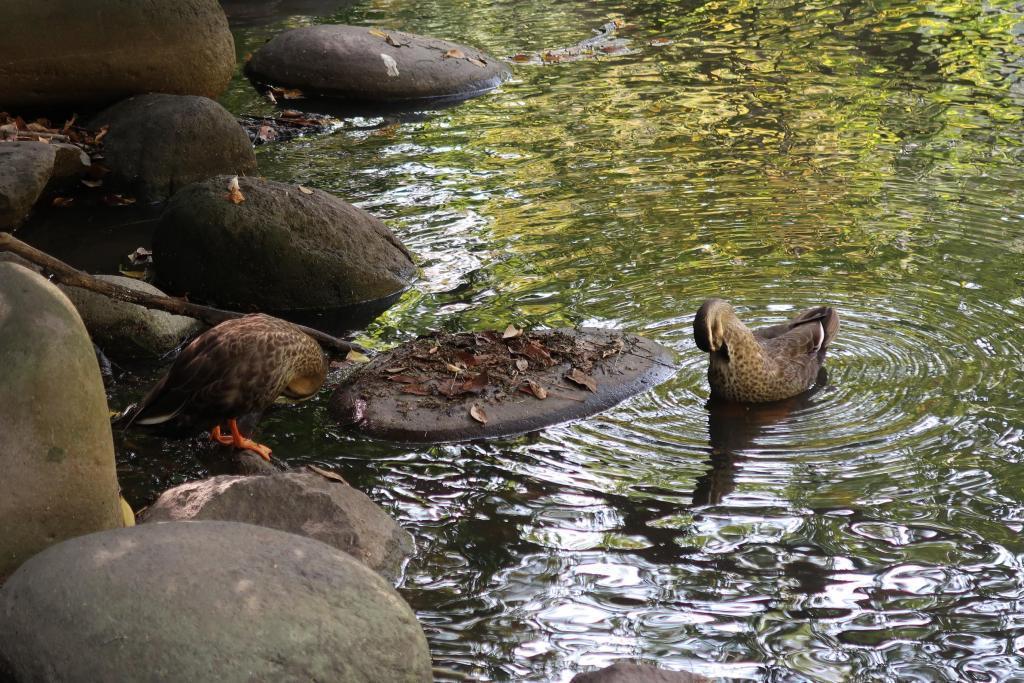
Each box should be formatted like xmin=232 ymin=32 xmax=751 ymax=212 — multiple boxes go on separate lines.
xmin=0 ymin=0 xmax=235 ymax=110
xmin=246 ymin=24 xmax=511 ymax=103
xmin=89 ymin=94 xmax=258 ymax=203
xmin=0 ymin=521 xmax=432 ymax=682
xmin=0 ymin=263 xmax=123 ymax=582
xmin=571 ymin=663 xmax=709 ymax=683
xmin=141 ymin=472 xmax=414 ymax=582
xmin=154 ymin=176 xmax=416 ymax=311
xmin=330 ymin=328 xmax=677 ymax=442
xmin=0 ymin=143 xmax=53 ymax=230
xmin=59 ymin=275 xmax=204 ymax=359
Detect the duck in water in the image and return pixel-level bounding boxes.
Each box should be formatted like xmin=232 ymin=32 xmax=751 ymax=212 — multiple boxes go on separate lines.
xmin=693 ymin=298 xmax=839 ymax=403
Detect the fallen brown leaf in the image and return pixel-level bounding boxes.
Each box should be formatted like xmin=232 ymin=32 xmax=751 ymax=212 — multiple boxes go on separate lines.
xmin=401 ymin=384 xmax=431 ymax=395
xmin=468 ymin=57 xmax=487 ymax=68
xmin=387 ymin=374 xmax=421 ymax=384
xmin=520 ymin=380 xmax=548 ymax=400
xmin=226 ymin=176 xmax=245 ymax=204
xmin=515 ymin=359 xmax=529 ymax=372
xmin=461 ymin=369 xmax=489 ymax=394
xmin=444 ymin=48 xmax=466 ymax=59
xmin=298 ymin=185 xmax=314 ymax=195
xmin=94 ymin=125 xmax=109 ymax=143
xmin=307 ymin=464 xmax=348 ymax=485
xmin=81 ymin=178 xmax=102 ymax=188
xmin=51 ymin=196 xmax=74 ymax=208
xmin=469 ymin=403 xmax=488 ymax=423
xmin=384 ymin=366 xmax=407 ymax=374
xmin=520 ymin=340 xmax=553 ymax=366
xmin=565 ymin=368 xmax=598 ymax=392
xmin=368 ymin=28 xmax=388 ymax=38
xmin=502 ymin=324 xmax=522 ymax=339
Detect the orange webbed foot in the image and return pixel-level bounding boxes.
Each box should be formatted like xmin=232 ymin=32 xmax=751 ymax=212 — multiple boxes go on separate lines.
xmin=210 ymin=425 xmax=234 ymax=445
xmin=228 ymin=419 xmax=273 ymax=462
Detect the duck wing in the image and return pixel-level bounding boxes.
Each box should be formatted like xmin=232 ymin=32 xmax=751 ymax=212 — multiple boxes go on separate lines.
xmin=119 ymin=323 xmax=250 ymax=427
xmin=756 ymin=306 xmax=839 ymax=360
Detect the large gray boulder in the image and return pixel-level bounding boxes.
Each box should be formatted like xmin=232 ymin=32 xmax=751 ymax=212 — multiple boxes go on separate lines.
xmin=0 ymin=0 xmax=235 ymax=110
xmin=0 ymin=263 xmax=123 ymax=582
xmin=90 ymin=95 xmax=258 ymax=203
xmin=60 ymin=275 xmax=204 ymax=359
xmin=154 ymin=176 xmax=416 ymax=311
xmin=142 ymin=472 xmax=414 ymax=581
xmin=0 ymin=521 xmax=432 ymax=682
xmin=0 ymin=141 xmax=89 ymax=229
xmin=246 ymin=24 xmax=510 ymax=103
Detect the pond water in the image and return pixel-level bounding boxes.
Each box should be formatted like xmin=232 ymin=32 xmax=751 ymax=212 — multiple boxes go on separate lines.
xmin=83 ymin=0 xmax=1024 ymax=680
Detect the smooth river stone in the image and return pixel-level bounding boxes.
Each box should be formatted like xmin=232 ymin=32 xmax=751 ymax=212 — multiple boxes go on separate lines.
xmin=0 ymin=0 xmax=235 ymax=109
xmin=330 ymin=328 xmax=677 ymax=443
xmin=246 ymin=24 xmax=511 ymax=103
xmin=0 ymin=521 xmax=432 ymax=682
xmin=0 ymin=263 xmax=123 ymax=582
xmin=154 ymin=176 xmax=416 ymax=311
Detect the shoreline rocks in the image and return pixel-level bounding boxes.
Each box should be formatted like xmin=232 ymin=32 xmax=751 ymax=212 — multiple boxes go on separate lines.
xmin=154 ymin=176 xmax=416 ymax=311
xmin=0 ymin=263 xmax=124 ymax=582
xmin=246 ymin=24 xmax=510 ymax=103
xmin=0 ymin=0 xmax=235 ymax=110
xmin=0 ymin=521 xmax=433 ymax=682
xmin=141 ymin=472 xmax=414 ymax=582
xmin=60 ymin=275 xmax=204 ymax=360
xmin=89 ymin=95 xmax=258 ymax=204
xmin=0 ymin=141 xmax=89 ymax=229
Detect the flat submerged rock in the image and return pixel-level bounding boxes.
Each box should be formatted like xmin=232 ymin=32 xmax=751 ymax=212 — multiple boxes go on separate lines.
xmin=246 ymin=24 xmax=511 ymax=103
xmin=330 ymin=328 xmax=677 ymax=442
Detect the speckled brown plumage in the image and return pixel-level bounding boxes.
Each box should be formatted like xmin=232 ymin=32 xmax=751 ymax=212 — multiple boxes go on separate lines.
xmin=122 ymin=314 xmax=327 ymax=454
xmin=694 ymin=299 xmax=839 ymax=403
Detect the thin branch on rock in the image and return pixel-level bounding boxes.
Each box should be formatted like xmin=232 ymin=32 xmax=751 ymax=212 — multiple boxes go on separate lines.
xmin=0 ymin=232 xmax=366 ymax=356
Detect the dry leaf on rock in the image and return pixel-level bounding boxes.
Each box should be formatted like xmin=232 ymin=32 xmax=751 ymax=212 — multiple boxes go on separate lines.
xmin=402 ymin=384 xmax=431 ymax=395
xmin=345 ymin=349 xmax=370 ymax=363
xmin=444 ymin=48 xmax=466 ymax=59
xmin=226 ymin=176 xmax=245 ymax=204
xmin=298 ymin=185 xmax=314 ymax=194
xmin=307 ymin=464 xmax=348 ymax=485
xmin=461 ymin=369 xmax=489 ymax=394
xmin=51 ymin=196 xmax=74 ymax=208
xmin=515 ymin=359 xmax=529 ymax=372
xmin=565 ymin=368 xmax=598 ymax=392
xmin=520 ymin=380 xmax=548 ymax=399
xmin=502 ymin=324 xmax=522 ymax=339
xmin=470 ymin=403 xmax=488 ymax=423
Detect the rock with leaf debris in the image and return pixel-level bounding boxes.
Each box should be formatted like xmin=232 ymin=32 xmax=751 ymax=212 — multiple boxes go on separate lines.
xmin=0 ymin=521 xmax=432 ymax=682
xmin=571 ymin=662 xmax=709 ymax=683
xmin=59 ymin=275 xmax=204 ymax=360
xmin=0 ymin=263 xmax=124 ymax=582
xmin=154 ymin=175 xmax=416 ymax=311
xmin=141 ymin=471 xmax=413 ymax=582
xmin=0 ymin=0 xmax=235 ymax=109
xmin=89 ymin=94 xmax=257 ymax=203
xmin=246 ymin=24 xmax=510 ymax=104
xmin=0 ymin=141 xmax=90 ymax=229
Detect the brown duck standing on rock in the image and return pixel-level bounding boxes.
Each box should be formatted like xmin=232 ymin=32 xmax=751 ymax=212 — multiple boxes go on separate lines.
xmin=694 ymin=299 xmax=840 ymax=403
xmin=120 ymin=314 xmax=327 ymax=460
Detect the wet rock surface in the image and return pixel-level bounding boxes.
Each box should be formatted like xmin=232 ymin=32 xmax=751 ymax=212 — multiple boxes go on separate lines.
xmin=0 ymin=263 xmax=123 ymax=581
xmin=60 ymin=275 xmax=204 ymax=360
xmin=0 ymin=142 xmax=89 ymax=230
xmin=330 ymin=328 xmax=677 ymax=442
xmin=246 ymin=24 xmax=510 ymax=103
xmin=0 ymin=0 xmax=235 ymax=110
xmin=0 ymin=143 xmax=52 ymax=230
xmin=90 ymin=94 xmax=257 ymax=203
xmin=154 ymin=176 xmax=416 ymax=311
xmin=141 ymin=472 xmax=414 ymax=581
xmin=0 ymin=521 xmax=432 ymax=682
xmin=571 ymin=662 xmax=710 ymax=683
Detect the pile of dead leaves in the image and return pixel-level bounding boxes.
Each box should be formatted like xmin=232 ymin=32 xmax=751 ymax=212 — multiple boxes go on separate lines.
xmin=364 ymin=328 xmax=626 ymax=406
xmin=0 ymin=112 xmax=107 ymax=147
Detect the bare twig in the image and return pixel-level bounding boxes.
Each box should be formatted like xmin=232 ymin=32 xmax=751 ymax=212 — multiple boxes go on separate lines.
xmin=0 ymin=232 xmax=366 ymax=355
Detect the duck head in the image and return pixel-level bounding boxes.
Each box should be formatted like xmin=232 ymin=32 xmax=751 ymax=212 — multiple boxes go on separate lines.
xmin=693 ymin=298 xmax=735 ymax=353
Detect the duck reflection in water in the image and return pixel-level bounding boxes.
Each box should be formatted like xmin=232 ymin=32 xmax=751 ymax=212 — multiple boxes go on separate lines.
xmin=692 ymin=368 xmax=829 ymax=507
